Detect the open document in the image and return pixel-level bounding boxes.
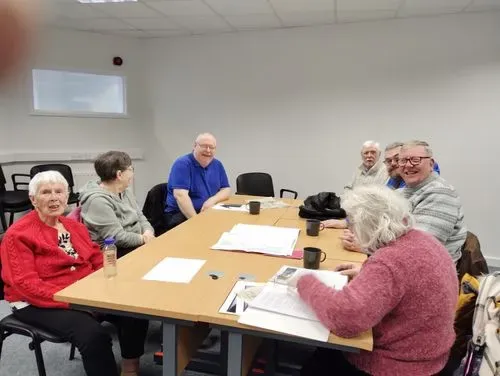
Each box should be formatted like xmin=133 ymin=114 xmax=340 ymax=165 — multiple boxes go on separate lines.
xmin=236 ymin=265 xmax=348 ymax=342
xmin=211 ymin=224 xmax=299 ymax=256
xmin=219 ymin=281 xmax=265 ymax=315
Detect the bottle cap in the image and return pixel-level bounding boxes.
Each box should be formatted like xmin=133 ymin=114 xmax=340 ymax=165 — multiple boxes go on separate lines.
xmin=103 ymin=237 xmax=115 ymax=245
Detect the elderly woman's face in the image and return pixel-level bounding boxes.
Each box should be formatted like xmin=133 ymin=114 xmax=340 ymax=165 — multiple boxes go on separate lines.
xmin=31 ymin=183 xmax=68 ymax=218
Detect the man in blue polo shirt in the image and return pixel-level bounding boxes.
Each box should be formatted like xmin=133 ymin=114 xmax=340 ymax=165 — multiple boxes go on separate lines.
xmin=163 ymin=133 xmax=231 ymax=230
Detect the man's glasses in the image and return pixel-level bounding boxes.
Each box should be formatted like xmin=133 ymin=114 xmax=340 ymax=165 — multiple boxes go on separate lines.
xmin=398 ymin=156 xmax=431 ymax=167
xmin=197 ymin=143 xmax=216 ymax=151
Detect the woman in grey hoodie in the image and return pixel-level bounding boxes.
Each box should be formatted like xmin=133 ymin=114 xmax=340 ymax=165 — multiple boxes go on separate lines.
xmin=80 ymin=151 xmax=155 ymax=257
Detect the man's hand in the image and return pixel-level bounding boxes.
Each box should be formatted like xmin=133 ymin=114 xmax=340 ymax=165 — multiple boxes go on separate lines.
xmin=142 ymin=230 xmax=155 ymax=244
xmin=322 ymin=219 xmax=347 ymax=229
xmin=201 ymin=197 xmax=217 ymax=212
xmin=334 ymin=263 xmax=361 ymax=280
xmin=340 ymin=229 xmax=362 ymax=253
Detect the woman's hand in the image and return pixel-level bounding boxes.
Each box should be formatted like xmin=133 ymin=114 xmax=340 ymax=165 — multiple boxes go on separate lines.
xmin=142 ymin=230 xmax=155 ymax=244
xmin=321 ymin=219 xmax=347 ymax=229
xmin=334 ymin=263 xmax=361 ymax=280
xmin=340 ymin=229 xmax=362 ymax=253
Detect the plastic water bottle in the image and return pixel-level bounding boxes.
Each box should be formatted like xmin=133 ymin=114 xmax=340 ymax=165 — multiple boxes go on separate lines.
xmin=102 ymin=237 xmax=117 ymax=278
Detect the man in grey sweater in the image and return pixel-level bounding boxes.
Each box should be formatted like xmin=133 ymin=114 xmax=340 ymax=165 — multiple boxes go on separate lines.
xmin=399 ymin=141 xmax=466 ymax=262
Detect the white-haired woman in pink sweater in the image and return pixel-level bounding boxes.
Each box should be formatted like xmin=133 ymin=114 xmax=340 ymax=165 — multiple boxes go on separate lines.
xmin=297 ymin=185 xmax=458 ymax=376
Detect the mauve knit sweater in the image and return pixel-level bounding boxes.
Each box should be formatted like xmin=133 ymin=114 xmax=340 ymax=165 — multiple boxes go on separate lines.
xmin=297 ymin=229 xmax=458 ymax=376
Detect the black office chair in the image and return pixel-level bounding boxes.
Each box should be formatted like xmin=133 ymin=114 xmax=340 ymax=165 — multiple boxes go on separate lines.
xmin=142 ymin=183 xmax=168 ymax=236
xmin=236 ymin=172 xmax=298 ymax=199
xmin=0 ymin=165 xmax=32 ymax=231
xmin=30 ymin=164 xmax=79 ymax=206
xmin=0 ymin=235 xmax=76 ymax=376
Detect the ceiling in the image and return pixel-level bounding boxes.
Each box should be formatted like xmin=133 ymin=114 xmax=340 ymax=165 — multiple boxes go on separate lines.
xmin=46 ymin=0 xmax=500 ymax=38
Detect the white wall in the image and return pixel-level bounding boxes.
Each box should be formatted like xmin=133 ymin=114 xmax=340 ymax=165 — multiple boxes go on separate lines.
xmin=147 ymin=12 xmax=500 ymax=265
xmin=0 ymin=29 xmax=157 ymax=202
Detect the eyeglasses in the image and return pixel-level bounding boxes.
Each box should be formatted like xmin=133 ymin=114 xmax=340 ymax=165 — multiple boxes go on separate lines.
xmin=398 ymin=156 xmax=431 ymax=167
xmin=197 ymin=143 xmax=216 ymax=151
xmin=383 ymin=157 xmax=399 ymax=165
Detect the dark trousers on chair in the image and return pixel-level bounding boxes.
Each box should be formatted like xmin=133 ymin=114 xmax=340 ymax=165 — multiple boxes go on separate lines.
xmin=13 ymin=306 xmax=149 ymax=376
xmin=163 ymin=211 xmax=187 ymax=231
xmin=301 ymin=348 xmax=369 ymax=376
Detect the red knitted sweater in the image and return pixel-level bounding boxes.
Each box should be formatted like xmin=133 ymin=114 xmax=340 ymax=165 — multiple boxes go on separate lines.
xmin=297 ymin=229 xmax=458 ymax=376
xmin=1 ymin=211 xmax=103 ymax=309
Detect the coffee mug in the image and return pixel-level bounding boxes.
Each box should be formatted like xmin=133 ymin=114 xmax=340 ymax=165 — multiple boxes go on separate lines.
xmin=303 ymin=247 xmax=327 ymax=269
xmin=247 ymin=201 xmax=261 ymax=215
xmin=306 ymin=219 xmax=325 ymax=236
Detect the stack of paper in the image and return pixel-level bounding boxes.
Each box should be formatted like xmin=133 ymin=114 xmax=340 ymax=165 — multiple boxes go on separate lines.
xmin=211 ymin=224 xmax=300 ymax=256
xmin=245 ymin=197 xmax=289 ymax=209
xmin=236 ymin=266 xmax=348 ymax=341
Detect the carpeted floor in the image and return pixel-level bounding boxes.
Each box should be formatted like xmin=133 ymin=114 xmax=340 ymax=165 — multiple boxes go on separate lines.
xmin=0 ymin=301 xmax=211 ymax=376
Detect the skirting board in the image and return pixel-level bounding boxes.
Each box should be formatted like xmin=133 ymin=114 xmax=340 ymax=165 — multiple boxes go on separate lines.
xmin=486 ymin=256 xmax=500 ymax=268
xmin=0 ymin=149 xmax=144 ymax=164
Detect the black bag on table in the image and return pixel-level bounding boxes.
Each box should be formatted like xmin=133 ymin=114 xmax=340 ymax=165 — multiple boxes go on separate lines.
xmin=298 ymin=192 xmax=346 ymax=220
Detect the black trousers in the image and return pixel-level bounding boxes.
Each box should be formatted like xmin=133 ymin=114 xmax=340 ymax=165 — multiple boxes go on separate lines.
xmin=163 ymin=211 xmax=187 ymax=231
xmin=301 ymin=348 xmax=370 ymax=376
xmin=13 ymin=306 xmax=149 ymax=376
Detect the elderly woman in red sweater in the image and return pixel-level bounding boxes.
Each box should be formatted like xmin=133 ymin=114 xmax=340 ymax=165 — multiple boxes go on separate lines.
xmin=0 ymin=171 xmax=147 ymax=376
xmin=297 ymin=185 xmax=458 ymax=376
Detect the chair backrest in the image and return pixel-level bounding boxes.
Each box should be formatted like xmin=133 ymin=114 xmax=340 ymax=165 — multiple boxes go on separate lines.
xmin=67 ymin=207 xmax=82 ymax=223
xmin=236 ymin=173 xmax=275 ymax=197
xmin=30 ymin=164 xmax=76 ymax=191
xmin=0 ymin=165 xmax=6 ymax=193
xmin=0 ymin=233 xmax=5 ymax=300
xmin=142 ymin=183 xmax=168 ymax=235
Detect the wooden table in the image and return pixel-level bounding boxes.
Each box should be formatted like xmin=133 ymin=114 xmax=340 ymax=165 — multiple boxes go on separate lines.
xmin=55 ymin=195 xmax=370 ymax=376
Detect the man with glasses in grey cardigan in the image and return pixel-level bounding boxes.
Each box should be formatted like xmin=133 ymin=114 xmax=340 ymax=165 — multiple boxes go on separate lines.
xmin=398 ymin=141 xmax=466 ymax=263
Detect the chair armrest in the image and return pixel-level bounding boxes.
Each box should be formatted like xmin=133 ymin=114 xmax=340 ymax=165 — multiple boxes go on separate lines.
xmin=11 ymin=173 xmax=30 ymax=191
xmin=279 ymin=189 xmax=298 ymax=199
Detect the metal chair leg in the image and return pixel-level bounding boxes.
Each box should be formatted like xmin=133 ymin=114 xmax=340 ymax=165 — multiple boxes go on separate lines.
xmin=8 ymin=213 xmax=14 ymax=227
xmin=0 ymin=210 xmax=7 ymax=231
xmin=32 ymin=339 xmax=47 ymax=376
xmin=0 ymin=331 xmax=4 ymax=362
xmin=69 ymin=343 xmax=76 ymax=360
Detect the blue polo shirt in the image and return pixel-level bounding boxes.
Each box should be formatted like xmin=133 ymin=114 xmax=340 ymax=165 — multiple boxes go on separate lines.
xmin=165 ymin=153 xmax=230 ymax=214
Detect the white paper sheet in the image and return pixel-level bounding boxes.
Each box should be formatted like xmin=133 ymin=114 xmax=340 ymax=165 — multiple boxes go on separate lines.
xmin=238 ymin=307 xmax=330 ymax=342
xmin=272 ymin=265 xmax=349 ymax=290
xmin=249 ymin=284 xmax=320 ymax=321
xmin=142 ymin=257 xmax=206 ymax=283
xmin=211 ymin=224 xmax=299 ymax=256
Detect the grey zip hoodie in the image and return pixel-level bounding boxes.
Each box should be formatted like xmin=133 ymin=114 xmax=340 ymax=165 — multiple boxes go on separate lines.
xmin=79 ymin=180 xmax=154 ymax=249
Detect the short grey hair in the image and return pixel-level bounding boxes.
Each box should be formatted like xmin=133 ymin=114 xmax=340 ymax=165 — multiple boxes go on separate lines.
xmin=29 ymin=171 xmax=69 ymax=196
xmin=361 ymin=140 xmax=381 ymax=152
xmin=401 ymin=140 xmax=433 ymax=157
xmin=342 ymin=185 xmax=414 ymax=252
xmin=385 ymin=141 xmax=403 ymax=151
xmin=195 ymin=132 xmax=216 ymax=145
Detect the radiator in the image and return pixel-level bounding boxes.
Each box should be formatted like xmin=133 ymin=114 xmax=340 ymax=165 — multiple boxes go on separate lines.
xmin=73 ymin=171 xmax=135 ymax=194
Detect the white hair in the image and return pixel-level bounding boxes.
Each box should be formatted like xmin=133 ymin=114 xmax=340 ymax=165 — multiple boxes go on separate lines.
xmin=195 ymin=132 xmax=216 ymax=144
xmin=361 ymin=140 xmax=381 ymax=152
xmin=342 ymin=185 xmax=414 ymax=252
xmin=401 ymin=140 xmax=433 ymax=157
xmin=29 ymin=171 xmax=69 ymax=196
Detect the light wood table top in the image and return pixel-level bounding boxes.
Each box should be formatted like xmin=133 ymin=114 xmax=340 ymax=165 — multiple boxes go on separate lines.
xmin=195 ymin=255 xmax=373 ymax=351
xmin=55 ymin=195 xmax=372 ymax=352
xmin=274 ymin=218 xmax=367 ymax=263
